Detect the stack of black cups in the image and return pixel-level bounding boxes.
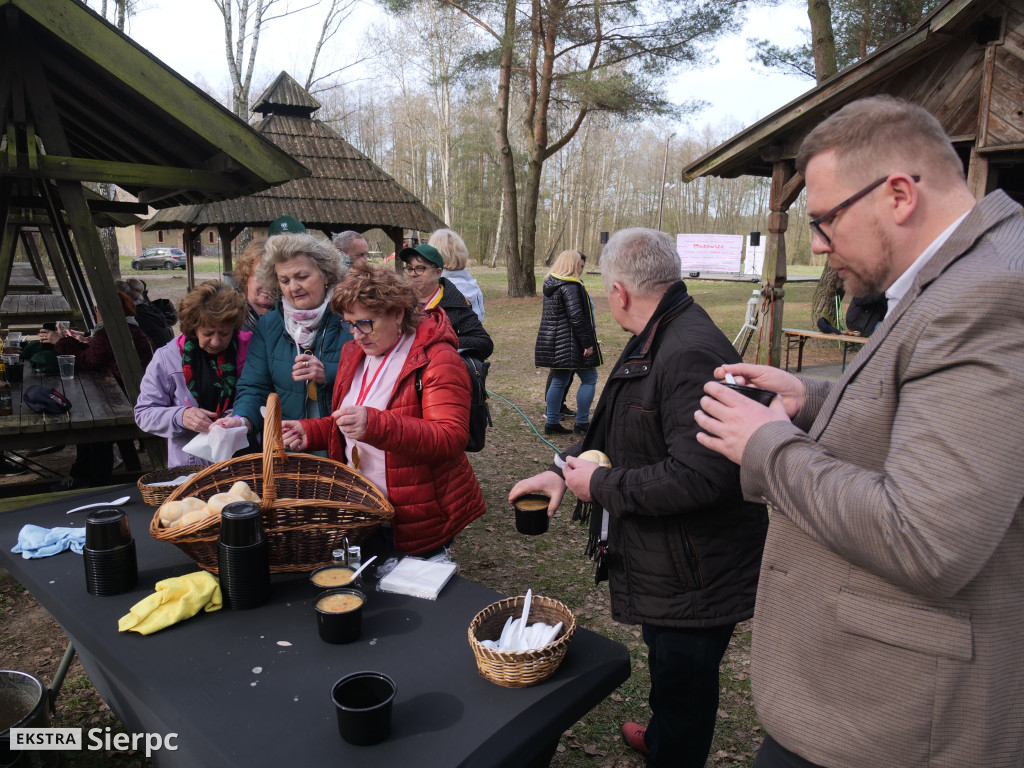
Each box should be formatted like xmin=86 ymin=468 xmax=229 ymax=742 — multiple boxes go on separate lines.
xmin=218 ymin=501 xmax=270 ymax=610
xmin=83 ymin=509 xmax=138 ymax=596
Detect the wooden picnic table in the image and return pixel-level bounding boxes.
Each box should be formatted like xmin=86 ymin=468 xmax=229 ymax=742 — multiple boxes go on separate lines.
xmin=0 ymin=293 xmax=76 ymax=329
xmin=783 ymin=327 xmax=869 ymax=373
xmin=0 ymin=368 xmax=143 ymax=452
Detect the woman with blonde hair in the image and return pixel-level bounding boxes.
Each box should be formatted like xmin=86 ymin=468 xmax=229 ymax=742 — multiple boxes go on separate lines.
xmin=534 ymin=249 xmax=602 ymax=436
xmin=233 ymin=239 xmax=275 ymax=332
xmin=428 ymin=228 xmax=484 ymax=322
xmin=282 ymin=264 xmax=486 ymax=555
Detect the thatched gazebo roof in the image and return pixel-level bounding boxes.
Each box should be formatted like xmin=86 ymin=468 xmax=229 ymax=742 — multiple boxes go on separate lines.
xmin=145 ymin=71 xmax=447 ymax=257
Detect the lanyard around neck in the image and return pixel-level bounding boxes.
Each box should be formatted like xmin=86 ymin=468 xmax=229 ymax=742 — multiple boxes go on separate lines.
xmin=355 ymin=334 xmax=406 ymax=406
xmin=423 ymin=284 xmax=443 ymax=310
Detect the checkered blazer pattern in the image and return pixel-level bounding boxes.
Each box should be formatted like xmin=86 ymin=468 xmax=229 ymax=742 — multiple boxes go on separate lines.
xmin=741 ymin=191 xmax=1024 ymax=768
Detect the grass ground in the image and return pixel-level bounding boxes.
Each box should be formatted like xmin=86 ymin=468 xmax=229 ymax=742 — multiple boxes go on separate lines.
xmin=1 ymin=263 xmax=844 ymax=767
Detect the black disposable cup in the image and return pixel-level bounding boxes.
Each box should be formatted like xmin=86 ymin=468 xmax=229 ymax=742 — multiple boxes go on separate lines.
xmin=721 ymin=381 xmax=777 ymax=406
xmin=5 ymin=362 xmax=22 ymax=383
xmin=84 ymin=509 xmax=132 ymax=550
xmin=513 ymin=494 xmax=550 ymax=535
xmin=219 ymin=501 xmax=264 ymax=547
xmin=84 ymin=540 xmax=138 ymax=596
xmin=218 ymin=541 xmax=270 ymax=610
xmin=331 ymin=671 xmax=396 ymax=746
xmin=315 ymin=588 xmax=365 ymax=644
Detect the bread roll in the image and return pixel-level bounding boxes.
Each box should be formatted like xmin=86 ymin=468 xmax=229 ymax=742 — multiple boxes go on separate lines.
xmin=207 ymin=492 xmax=244 ymax=515
xmin=229 ymin=481 xmax=260 ymax=502
xmin=181 ymin=508 xmax=212 ymax=527
xmin=159 ymin=500 xmax=186 ymax=524
xmin=160 ymin=496 xmax=206 ymax=528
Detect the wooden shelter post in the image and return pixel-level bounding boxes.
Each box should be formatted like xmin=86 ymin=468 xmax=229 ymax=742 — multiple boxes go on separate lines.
xmin=38 ymin=224 xmax=87 ymax=329
xmin=58 ymin=179 xmax=145 ymax=399
xmin=184 ymin=224 xmax=196 ymax=291
xmin=19 ymin=229 xmax=52 ymax=290
xmin=757 ymin=157 xmax=804 ymax=368
xmin=386 ymin=227 xmax=404 ymax=274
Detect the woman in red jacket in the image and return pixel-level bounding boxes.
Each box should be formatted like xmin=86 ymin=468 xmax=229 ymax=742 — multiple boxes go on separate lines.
xmin=282 ymin=265 xmax=486 ymax=555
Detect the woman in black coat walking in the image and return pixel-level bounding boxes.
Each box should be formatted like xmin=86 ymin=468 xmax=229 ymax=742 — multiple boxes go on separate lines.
xmin=534 ymin=249 xmax=602 ymax=435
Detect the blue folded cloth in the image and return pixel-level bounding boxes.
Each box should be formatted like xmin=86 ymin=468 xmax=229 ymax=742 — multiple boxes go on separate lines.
xmin=11 ymin=524 xmax=86 ymax=559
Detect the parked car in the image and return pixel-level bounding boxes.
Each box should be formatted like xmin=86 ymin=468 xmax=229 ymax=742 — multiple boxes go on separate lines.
xmin=132 ymin=247 xmax=187 ymax=270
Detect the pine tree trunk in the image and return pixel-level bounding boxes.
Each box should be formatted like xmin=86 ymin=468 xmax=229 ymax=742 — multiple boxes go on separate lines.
xmin=808 ymin=0 xmax=838 ymax=80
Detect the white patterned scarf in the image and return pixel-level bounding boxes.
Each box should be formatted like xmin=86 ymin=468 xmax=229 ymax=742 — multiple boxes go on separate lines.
xmin=281 ymin=295 xmax=331 ymax=349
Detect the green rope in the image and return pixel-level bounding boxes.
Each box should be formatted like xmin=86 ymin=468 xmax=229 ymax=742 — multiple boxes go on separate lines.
xmin=486 ymin=388 xmax=562 ymax=453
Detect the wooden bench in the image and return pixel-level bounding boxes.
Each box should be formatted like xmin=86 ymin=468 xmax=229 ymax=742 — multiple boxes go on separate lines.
xmin=783 ymin=328 xmax=869 ymax=373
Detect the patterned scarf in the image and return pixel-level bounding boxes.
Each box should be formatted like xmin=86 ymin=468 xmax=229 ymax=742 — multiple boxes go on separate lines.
xmin=282 ymin=295 xmax=331 ymax=349
xmin=182 ymin=336 xmax=239 ymax=416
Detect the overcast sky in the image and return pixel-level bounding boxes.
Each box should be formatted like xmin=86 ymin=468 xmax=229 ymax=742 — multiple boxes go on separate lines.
xmin=126 ymin=0 xmax=813 ymax=131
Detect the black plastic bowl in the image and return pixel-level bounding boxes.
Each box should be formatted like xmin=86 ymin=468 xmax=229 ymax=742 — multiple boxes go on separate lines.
xmin=513 ymin=494 xmax=550 ymax=536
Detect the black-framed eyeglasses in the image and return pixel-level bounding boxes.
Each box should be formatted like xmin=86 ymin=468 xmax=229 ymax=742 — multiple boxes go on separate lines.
xmin=341 ymin=319 xmax=375 ymax=335
xmin=403 ymin=265 xmax=433 ymax=276
xmin=810 ymin=174 xmax=920 ymax=245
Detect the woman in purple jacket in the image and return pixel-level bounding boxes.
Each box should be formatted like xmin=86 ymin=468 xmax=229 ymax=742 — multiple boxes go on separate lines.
xmin=134 ymin=281 xmax=251 ymax=467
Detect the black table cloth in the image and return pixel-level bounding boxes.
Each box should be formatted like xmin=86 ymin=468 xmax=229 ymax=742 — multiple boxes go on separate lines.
xmin=0 ymin=486 xmax=630 ymax=767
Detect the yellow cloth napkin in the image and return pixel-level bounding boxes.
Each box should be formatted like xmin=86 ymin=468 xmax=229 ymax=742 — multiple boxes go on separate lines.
xmin=118 ymin=571 xmax=222 ymax=635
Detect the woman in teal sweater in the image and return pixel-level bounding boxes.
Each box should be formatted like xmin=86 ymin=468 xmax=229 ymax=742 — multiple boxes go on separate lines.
xmin=216 ymin=233 xmax=352 ymax=444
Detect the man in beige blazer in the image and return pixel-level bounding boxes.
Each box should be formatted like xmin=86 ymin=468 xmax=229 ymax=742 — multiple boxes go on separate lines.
xmin=695 ymin=95 xmax=1024 ymax=768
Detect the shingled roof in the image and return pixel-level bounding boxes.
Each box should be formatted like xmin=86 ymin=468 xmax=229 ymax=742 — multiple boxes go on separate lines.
xmin=145 ymin=72 xmax=447 ymax=235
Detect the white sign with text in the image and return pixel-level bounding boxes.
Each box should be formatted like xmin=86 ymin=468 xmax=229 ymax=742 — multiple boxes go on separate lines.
xmin=676 ymin=234 xmax=743 ymax=272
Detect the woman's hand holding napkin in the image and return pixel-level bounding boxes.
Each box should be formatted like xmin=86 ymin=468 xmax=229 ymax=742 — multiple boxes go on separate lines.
xmin=118 ymin=571 xmax=222 ymax=635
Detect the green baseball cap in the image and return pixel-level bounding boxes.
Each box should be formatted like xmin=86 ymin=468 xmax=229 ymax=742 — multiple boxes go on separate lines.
xmin=398 ymin=244 xmax=443 ymax=269
xmin=268 ymin=215 xmax=306 ymax=236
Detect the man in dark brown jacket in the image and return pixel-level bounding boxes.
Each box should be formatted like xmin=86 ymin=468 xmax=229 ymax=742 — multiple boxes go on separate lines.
xmin=512 ymin=227 xmax=767 ymax=768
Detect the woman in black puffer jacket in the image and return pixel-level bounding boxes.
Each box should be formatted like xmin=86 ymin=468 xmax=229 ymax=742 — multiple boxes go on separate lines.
xmin=534 ymin=249 xmax=602 ymax=436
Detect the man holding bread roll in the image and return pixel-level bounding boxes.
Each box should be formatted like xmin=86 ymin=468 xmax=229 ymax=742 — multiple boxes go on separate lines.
xmin=510 ymin=228 xmax=768 ymax=768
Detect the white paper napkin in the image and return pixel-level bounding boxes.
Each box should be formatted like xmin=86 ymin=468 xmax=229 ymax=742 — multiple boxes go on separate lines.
xmin=377 ymin=557 xmax=457 ymax=600
xmin=182 ymin=425 xmax=248 ymax=463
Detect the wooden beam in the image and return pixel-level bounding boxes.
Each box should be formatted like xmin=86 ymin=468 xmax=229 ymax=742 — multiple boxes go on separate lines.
xmin=0 ymin=155 xmax=246 ymax=193
xmin=8 ymin=195 xmax=149 ymax=214
xmin=18 ymin=228 xmax=49 ymax=288
xmin=35 ymin=225 xmax=77 ymax=316
xmin=0 ymin=175 xmax=14 ymax=292
xmin=57 ymin=178 xmax=145 ymax=401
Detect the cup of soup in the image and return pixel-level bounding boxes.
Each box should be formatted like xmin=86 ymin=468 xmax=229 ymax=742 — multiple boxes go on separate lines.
xmin=310 ymin=565 xmax=359 ymax=589
xmin=315 ymin=588 xmax=365 ymax=644
xmin=512 ymin=493 xmax=551 ymax=536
